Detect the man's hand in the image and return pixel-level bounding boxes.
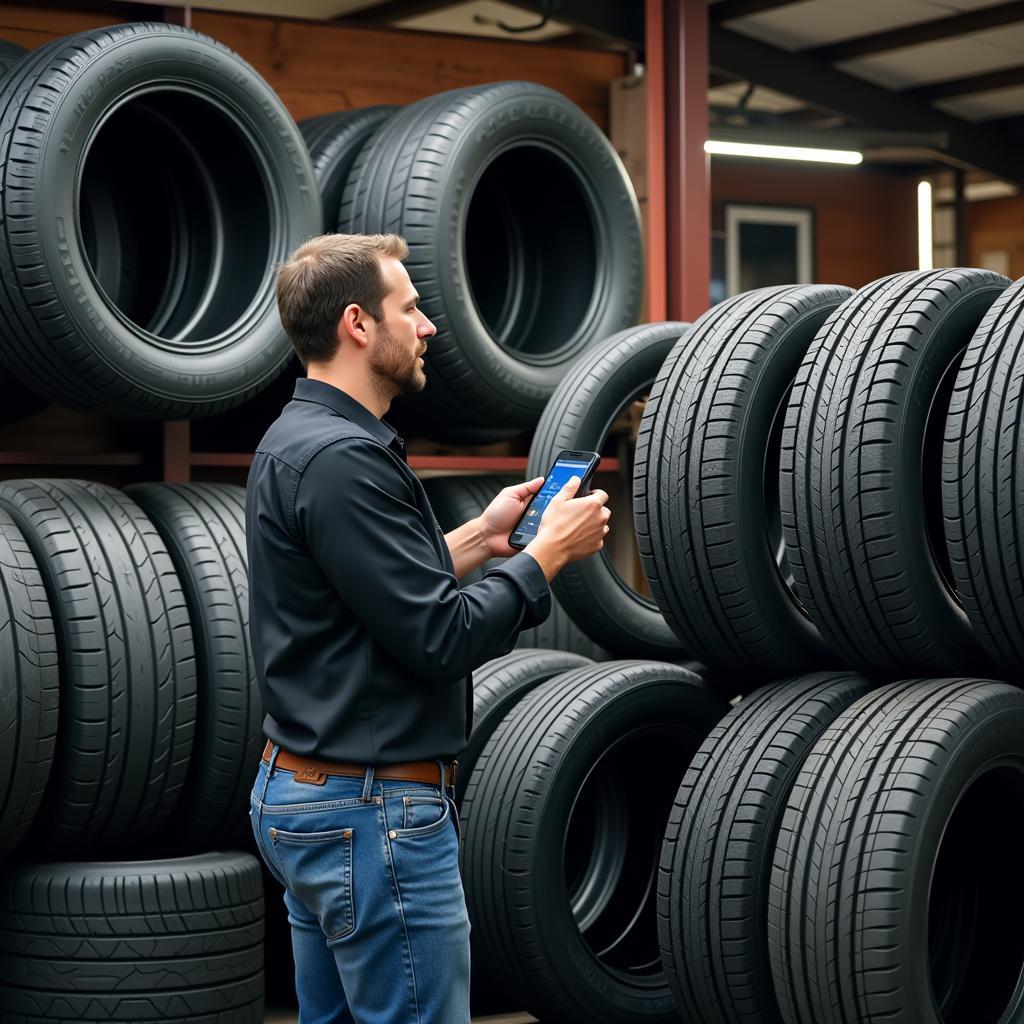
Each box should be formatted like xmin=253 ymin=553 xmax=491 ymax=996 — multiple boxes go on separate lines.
xmin=479 ymin=476 xmax=545 ymax=558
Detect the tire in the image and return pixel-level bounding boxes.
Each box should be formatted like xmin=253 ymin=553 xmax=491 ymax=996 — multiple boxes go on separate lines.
xmin=0 ymin=38 xmax=25 ymax=73
xmin=341 ymin=81 xmax=643 ymax=438
xmin=0 ymin=480 xmax=197 ymax=851
xmin=768 ymin=678 xmax=1024 ymax=1024
xmin=455 ymin=647 xmax=592 ymax=807
xmin=781 ymin=269 xmax=1009 ymax=677
xmin=460 ymin=660 xmax=729 ymax=1023
xmin=0 ymin=35 xmax=48 ymax=425
xmin=126 ymin=483 xmax=260 ymax=849
xmin=299 ymin=105 xmax=399 ymax=230
xmin=422 ymin=474 xmax=609 ymax=658
xmin=635 ymin=287 xmax=852 ymax=677
xmin=944 ymin=276 xmax=1024 ymax=675
xmin=0 ymin=507 xmax=58 ymax=863
xmin=0 ymin=23 xmax=320 ymax=418
xmin=0 ymin=852 xmax=265 ymax=1023
xmin=658 ymin=671 xmax=874 ymax=1024
xmin=528 ymin=322 xmax=690 ymax=657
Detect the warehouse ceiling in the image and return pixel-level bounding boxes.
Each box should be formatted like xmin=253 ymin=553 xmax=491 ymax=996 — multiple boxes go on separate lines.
xmin=156 ymin=0 xmax=1024 ymax=185
xmin=705 ymin=0 xmax=1024 ymax=187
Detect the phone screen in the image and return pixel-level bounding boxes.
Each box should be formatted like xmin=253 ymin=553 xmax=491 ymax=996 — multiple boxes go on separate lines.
xmin=511 ymin=457 xmax=595 ymax=545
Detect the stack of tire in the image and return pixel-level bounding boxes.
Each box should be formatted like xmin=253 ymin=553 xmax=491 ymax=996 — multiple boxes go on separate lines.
xmin=0 ymin=17 xmax=663 ymax=1021
xmin=0 ymin=20 xmax=645 ymax=450
xmin=449 ymin=272 xmax=1024 ymax=1023
xmin=0 ymin=480 xmax=265 ymax=1022
xmin=490 ymin=271 xmax=1021 ymax=1024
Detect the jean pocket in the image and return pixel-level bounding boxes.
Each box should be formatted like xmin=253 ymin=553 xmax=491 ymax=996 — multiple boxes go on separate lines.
xmin=394 ymin=795 xmax=451 ymax=838
xmin=270 ymin=826 xmax=355 ymax=941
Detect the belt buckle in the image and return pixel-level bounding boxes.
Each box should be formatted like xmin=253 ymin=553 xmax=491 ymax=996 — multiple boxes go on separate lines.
xmin=447 ymin=760 xmax=459 ymax=788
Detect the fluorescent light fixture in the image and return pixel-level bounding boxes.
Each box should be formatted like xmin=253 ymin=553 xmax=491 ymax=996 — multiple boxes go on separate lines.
xmin=918 ymin=180 xmax=933 ymax=271
xmin=704 ymin=139 xmax=863 ymax=165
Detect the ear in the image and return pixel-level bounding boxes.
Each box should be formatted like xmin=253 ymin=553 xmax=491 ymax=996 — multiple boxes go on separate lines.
xmin=337 ymin=303 xmax=371 ymax=350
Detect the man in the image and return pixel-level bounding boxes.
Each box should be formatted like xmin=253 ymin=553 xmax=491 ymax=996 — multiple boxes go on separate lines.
xmin=246 ymin=233 xmax=611 ymax=1024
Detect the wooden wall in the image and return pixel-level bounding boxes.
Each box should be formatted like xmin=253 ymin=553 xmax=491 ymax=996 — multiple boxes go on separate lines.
xmin=966 ymin=194 xmax=1024 ymax=280
xmin=191 ymin=11 xmax=625 ymax=128
xmin=0 ymin=5 xmax=625 ymax=131
xmin=0 ymin=4 xmax=126 ymax=45
xmin=710 ymin=159 xmax=919 ymax=289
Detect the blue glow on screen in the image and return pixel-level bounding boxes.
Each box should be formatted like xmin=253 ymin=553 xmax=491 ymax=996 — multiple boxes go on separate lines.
xmin=514 ymin=460 xmax=592 ymax=540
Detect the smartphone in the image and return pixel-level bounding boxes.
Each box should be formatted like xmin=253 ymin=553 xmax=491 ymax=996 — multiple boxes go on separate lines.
xmin=508 ymin=449 xmax=601 ymax=550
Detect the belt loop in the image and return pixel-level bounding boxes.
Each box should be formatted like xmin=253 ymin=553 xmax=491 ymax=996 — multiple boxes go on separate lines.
xmin=255 ymin=742 xmax=280 ymax=837
xmin=361 ymin=766 xmax=375 ymax=802
xmin=436 ymin=759 xmax=445 ymax=791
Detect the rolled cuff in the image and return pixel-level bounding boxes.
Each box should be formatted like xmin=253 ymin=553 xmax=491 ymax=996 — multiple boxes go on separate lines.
xmin=483 ymin=551 xmax=552 ymax=629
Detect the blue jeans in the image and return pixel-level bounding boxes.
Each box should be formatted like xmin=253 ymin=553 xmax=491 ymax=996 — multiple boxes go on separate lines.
xmin=250 ymin=746 xmax=470 ymax=1024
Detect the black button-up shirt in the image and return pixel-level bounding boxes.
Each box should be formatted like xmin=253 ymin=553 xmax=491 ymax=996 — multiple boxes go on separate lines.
xmin=245 ymin=378 xmax=551 ymax=763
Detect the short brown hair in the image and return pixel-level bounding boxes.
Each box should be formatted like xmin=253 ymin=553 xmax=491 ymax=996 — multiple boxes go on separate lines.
xmin=276 ymin=233 xmax=409 ymax=366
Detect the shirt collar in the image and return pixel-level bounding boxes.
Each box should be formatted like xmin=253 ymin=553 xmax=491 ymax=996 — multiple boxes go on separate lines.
xmin=292 ymin=378 xmax=402 ymax=451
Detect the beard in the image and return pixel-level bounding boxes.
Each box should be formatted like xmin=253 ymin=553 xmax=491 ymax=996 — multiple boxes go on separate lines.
xmin=369 ymin=320 xmax=426 ymax=400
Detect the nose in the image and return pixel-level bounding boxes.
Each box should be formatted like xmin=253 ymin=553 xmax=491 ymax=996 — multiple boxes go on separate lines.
xmin=418 ymin=314 xmax=436 ymax=338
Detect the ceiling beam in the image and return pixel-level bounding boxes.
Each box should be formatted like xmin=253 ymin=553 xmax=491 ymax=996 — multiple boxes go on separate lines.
xmin=497 ymin=0 xmax=643 ymax=48
xmin=711 ymin=0 xmax=807 ymax=21
xmin=981 ymin=111 xmax=1024 ymax=133
xmin=339 ymin=0 xmax=459 ymax=24
xmin=809 ymin=0 xmax=1024 ymax=63
xmin=909 ymin=64 xmax=1024 ymax=102
xmin=709 ymin=25 xmax=1024 ymax=184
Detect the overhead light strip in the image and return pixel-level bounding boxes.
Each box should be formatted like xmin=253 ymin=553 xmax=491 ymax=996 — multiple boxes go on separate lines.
xmin=918 ymin=180 xmax=933 ymax=271
xmin=704 ymin=140 xmax=863 ymax=165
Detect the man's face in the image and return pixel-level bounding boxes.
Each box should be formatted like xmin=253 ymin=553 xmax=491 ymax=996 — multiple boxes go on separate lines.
xmin=368 ymin=257 xmax=436 ymax=398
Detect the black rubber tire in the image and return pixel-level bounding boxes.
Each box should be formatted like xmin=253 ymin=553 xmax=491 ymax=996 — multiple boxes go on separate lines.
xmin=635 ymin=287 xmax=852 ymax=677
xmin=460 ymin=659 xmax=729 ymax=1023
xmin=527 ymin=322 xmax=689 ymax=657
xmin=0 ymin=38 xmax=25 ymax=73
xmin=943 ymin=276 xmax=1024 ymax=676
xmin=0 ymin=852 xmax=265 ymax=1023
xmin=0 ymin=23 xmax=319 ymax=418
xmin=658 ymin=670 xmax=875 ymax=1024
xmin=781 ymin=269 xmax=1009 ymax=677
xmin=455 ymin=647 xmax=591 ymax=807
xmin=341 ymin=81 xmax=643 ymax=439
xmin=0 ymin=507 xmax=59 ymax=863
xmin=0 ymin=35 xmax=48 ymax=425
xmin=299 ymin=105 xmax=399 ymax=230
xmin=0 ymin=480 xmax=196 ymax=851
xmin=422 ymin=474 xmax=609 ymax=658
xmin=126 ymin=483 xmax=260 ymax=849
xmin=768 ymin=677 xmax=1024 ymax=1024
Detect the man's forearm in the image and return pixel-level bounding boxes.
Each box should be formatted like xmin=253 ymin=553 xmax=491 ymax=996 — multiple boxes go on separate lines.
xmin=445 ymin=516 xmax=492 ymax=579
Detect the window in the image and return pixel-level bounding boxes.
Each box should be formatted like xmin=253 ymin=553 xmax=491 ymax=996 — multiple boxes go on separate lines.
xmin=724 ymin=204 xmax=814 ymax=297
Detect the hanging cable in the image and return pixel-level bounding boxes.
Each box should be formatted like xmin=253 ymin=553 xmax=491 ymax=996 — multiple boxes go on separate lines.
xmin=473 ymin=0 xmax=554 ymax=34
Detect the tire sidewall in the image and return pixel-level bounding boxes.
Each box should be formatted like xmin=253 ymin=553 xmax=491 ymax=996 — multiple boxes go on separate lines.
xmin=738 ymin=306 xmax=834 ymax=656
xmin=893 ymin=290 xmax=1003 ymax=653
xmin=904 ymin=705 xmax=1024 ymax=1022
xmin=432 ymin=89 xmax=643 ymax=398
xmin=30 ymin=29 xmax=318 ymax=401
xmin=542 ymin=329 xmax=681 ymax=653
xmin=522 ymin=681 xmax=711 ymax=1017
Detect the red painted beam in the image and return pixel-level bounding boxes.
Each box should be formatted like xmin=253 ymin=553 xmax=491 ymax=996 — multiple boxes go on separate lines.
xmin=645 ymin=0 xmax=668 ymax=322
xmin=189 ymin=453 xmax=621 ymax=473
xmin=646 ymin=0 xmax=711 ymax=322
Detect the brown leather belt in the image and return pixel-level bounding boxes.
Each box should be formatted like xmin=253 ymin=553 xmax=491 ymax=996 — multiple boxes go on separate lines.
xmin=261 ymin=740 xmax=457 ymax=788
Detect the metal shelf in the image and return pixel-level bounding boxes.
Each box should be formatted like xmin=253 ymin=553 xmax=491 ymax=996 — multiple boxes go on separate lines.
xmin=190 ymin=453 xmax=621 ymax=472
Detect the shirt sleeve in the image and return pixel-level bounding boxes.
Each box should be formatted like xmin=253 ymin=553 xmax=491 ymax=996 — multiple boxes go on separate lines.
xmin=294 ymin=438 xmax=551 ymax=685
